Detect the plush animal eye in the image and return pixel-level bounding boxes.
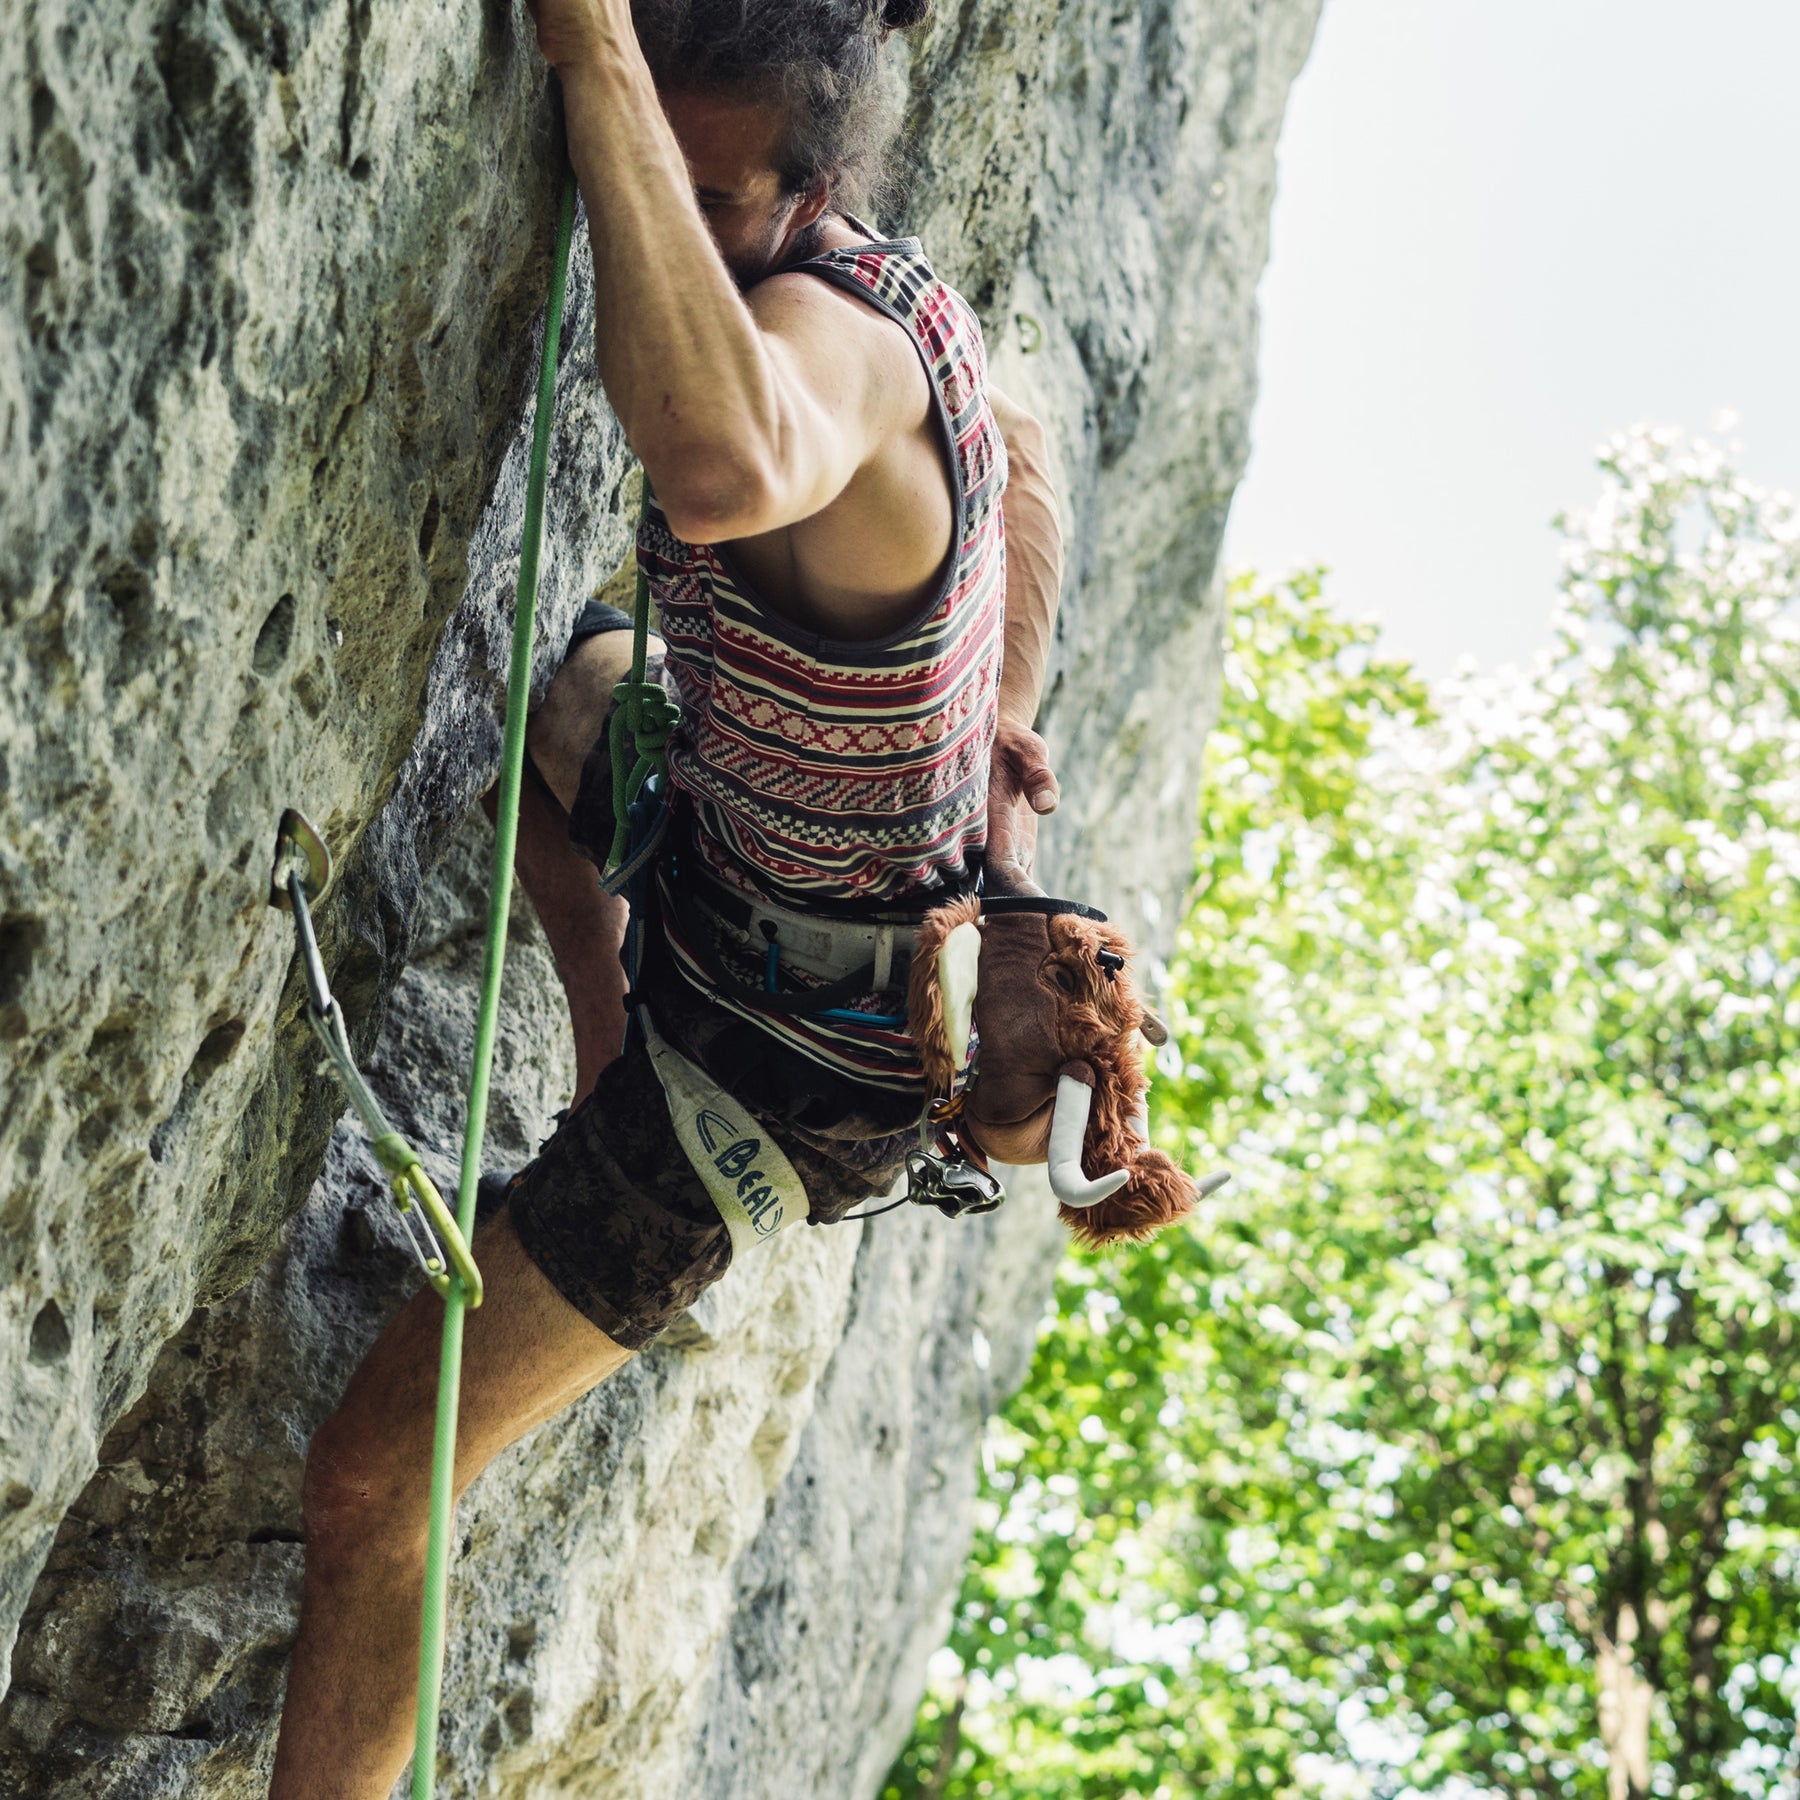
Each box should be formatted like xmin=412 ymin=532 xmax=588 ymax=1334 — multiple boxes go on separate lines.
xmin=1047 ymin=963 xmax=1077 ymax=995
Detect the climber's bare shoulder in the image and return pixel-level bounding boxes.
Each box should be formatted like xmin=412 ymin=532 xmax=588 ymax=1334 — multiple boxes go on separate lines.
xmin=721 ymin=262 xmax=955 ymax=642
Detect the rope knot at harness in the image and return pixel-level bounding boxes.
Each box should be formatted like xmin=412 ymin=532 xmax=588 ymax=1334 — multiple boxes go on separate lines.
xmin=616 ymin=677 xmax=678 ymax=753
xmin=606 ymin=675 xmax=680 ymax=870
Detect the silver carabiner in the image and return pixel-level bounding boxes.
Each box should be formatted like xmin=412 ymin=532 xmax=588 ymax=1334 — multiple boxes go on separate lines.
xmin=267 ymin=808 xmax=484 ymax=1305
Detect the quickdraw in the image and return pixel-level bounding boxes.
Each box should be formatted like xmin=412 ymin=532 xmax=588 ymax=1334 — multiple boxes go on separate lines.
xmin=268 ymin=808 xmax=483 ymax=1306
xmin=604 ymin=534 xmax=681 ymax=877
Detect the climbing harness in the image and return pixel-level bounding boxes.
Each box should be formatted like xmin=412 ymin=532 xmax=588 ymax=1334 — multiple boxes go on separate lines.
xmin=268 ymin=809 xmax=482 ymax=1305
xmin=268 ymin=164 xmax=577 ymax=1798
xmin=602 ymin=575 xmax=1006 ymax=1228
xmin=606 ymin=703 xmax=1005 ymax=1228
xmin=667 ymin=865 xmax=923 ymax=1025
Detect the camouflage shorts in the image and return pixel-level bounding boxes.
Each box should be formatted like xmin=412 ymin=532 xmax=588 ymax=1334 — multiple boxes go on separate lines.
xmin=507 ymin=1014 xmax=914 ymax=1350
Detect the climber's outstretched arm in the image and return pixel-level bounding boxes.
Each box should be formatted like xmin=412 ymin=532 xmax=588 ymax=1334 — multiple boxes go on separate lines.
xmin=527 ymin=0 xmax=930 ymax=556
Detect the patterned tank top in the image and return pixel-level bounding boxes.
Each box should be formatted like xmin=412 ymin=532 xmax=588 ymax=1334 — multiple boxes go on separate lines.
xmin=641 ymin=228 xmax=1007 ymax=1094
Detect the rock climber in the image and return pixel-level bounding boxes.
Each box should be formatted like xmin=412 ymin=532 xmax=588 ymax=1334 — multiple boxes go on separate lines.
xmin=270 ymin=0 xmax=1065 ymax=1789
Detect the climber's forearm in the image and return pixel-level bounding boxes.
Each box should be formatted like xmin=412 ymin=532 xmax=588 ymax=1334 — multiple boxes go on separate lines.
xmin=559 ymin=40 xmax=772 ymax=522
xmin=991 ymin=398 xmax=1062 ymax=729
xmin=553 ymin=17 xmax=803 ymax=539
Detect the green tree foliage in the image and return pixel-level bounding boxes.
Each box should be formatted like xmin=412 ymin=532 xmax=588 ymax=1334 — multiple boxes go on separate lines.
xmin=885 ymin=427 xmax=1800 ymax=1800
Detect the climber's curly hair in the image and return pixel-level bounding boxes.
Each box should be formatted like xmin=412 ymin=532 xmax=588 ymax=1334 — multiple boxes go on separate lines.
xmin=631 ymin=0 xmax=932 ymax=219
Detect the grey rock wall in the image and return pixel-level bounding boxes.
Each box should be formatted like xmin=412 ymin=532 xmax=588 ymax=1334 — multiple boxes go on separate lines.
xmin=0 ymin=0 xmax=1320 ymax=1791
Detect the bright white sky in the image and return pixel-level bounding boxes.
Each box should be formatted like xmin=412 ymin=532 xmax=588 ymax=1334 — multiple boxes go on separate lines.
xmin=1224 ymin=0 xmax=1800 ymax=677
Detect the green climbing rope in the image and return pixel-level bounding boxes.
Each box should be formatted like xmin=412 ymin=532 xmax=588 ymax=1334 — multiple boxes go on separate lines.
xmin=410 ymin=165 xmax=579 ymax=1800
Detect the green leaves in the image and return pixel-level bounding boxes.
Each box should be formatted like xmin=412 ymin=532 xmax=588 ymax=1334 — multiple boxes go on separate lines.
xmin=887 ymin=429 xmax=1800 ymax=1800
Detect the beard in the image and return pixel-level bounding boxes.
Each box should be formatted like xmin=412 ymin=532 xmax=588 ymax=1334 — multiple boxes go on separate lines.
xmin=776 ymin=211 xmax=830 ymax=269
xmin=721 ymin=204 xmax=832 ymax=291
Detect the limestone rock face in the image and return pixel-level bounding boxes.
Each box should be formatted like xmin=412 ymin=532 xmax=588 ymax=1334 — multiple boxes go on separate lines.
xmin=0 ymin=0 xmax=1320 ymax=1791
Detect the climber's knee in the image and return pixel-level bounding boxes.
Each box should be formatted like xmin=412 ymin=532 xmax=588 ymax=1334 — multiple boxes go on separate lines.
xmin=528 ymin=630 xmax=663 ymax=813
xmin=300 ymin=1404 xmax=431 ymax=1573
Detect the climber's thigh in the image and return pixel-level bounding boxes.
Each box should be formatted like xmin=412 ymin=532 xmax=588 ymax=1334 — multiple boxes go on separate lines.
xmin=448 ymin=1210 xmax=635 ymax=1485
xmin=505 ymin=995 xmax=914 ymax=1351
xmin=528 ymin=628 xmax=665 ymax=815
xmin=507 ymin=1039 xmax=736 ymax=1351
xmin=321 ymin=1209 xmax=632 ymax=1509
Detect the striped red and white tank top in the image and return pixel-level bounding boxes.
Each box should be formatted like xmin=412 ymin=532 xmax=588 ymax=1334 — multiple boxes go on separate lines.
xmin=641 ymin=228 xmax=1007 ymax=1093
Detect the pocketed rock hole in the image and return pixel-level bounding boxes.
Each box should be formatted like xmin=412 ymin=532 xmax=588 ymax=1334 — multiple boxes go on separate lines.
xmin=29 ymin=1300 xmax=72 ymax=1366
xmin=0 ymin=914 xmax=46 ymax=1038
xmin=191 ymin=1018 xmax=247 ymax=1079
xmin=417 ymin=491 xmax=441 ymax=560
xmin=252 ymin=593 xmax=297 ymax=675
xmin=98 ymin=561 xmax=156 ymax=672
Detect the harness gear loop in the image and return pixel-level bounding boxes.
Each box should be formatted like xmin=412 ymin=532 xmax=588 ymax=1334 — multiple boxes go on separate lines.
xmin=268 ymin=812 xmax=483 ymax=1307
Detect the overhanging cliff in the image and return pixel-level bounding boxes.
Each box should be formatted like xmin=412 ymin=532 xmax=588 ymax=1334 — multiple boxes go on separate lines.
xmin=0 ymin=0 xmax=1321 ymax=1790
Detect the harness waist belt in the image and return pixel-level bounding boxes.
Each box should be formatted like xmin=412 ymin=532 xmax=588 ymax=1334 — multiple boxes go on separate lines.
xmin=687 ymin=869 xmax=923 ymax=988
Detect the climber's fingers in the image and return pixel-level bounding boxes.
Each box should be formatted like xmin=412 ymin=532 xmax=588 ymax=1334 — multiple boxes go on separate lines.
xmin=984 ymin=787 xmax=1040 ymax=891
xmin=1001 ymin=721 xmax=1060 ymax=815
xmin=986 ymin=723 xmax=1057 ymax=897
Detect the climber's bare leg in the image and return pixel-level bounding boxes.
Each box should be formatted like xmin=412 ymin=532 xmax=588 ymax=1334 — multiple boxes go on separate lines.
xmin=272 ymin=1209 xmax=632 ymax=1800
xmin=491 ymin=629 xmax=666 ymax=1101
xmin=528 ymin=628 xmax=664 ymax=816
xmin=276 ymin=634 xmax=660 ymax=1792
xmin=506 ymin=770 xmax=629 ymax=1102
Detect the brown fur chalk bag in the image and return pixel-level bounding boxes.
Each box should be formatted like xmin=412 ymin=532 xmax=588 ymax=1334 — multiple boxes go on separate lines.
xmin=907 ymin=895 xmax=1227 ymax=1246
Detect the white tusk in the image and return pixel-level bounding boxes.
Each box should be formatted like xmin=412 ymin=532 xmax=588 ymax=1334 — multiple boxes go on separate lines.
xmin=1196 ymin=1170 xmax=1231 ymax=1198
xmin=1128 ymin=1103 xmax=1150 ymax=1145
xmin=939 ymin=920 xmax=983 ymax=1071
xmin=1048 ymin=1074 xmax=1130 ymax=1209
